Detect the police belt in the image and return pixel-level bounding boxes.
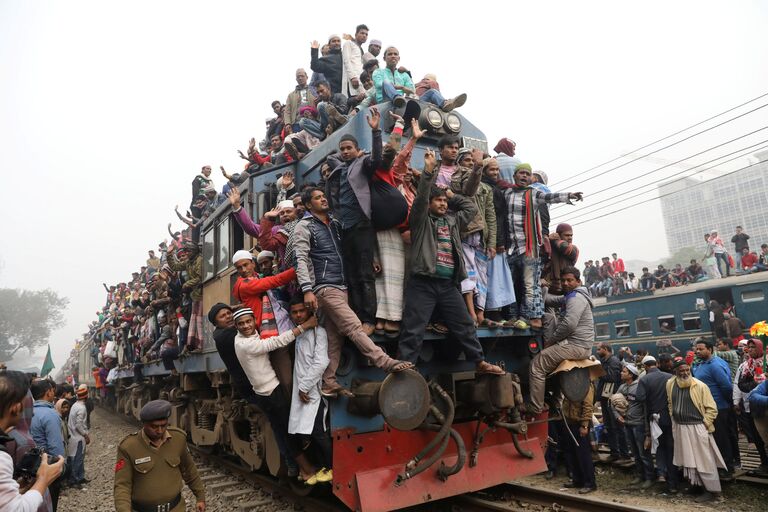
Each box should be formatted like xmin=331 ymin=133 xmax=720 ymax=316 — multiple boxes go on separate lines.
xmin=132 ymin=493 xmax=181 ymax=512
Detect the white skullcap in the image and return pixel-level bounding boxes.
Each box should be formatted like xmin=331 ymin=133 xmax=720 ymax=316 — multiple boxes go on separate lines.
xmin=256 ymin=251 xmax=275 ymax=263
xmin=232 ymin=250 xmax=253 ymax=264
xmin=641 ymin=355 xmax=656 ymax=365
xmin=277 ymin=200 xmax=295 ymax=209
xmin=624 ymin=363 xmax=639 ymax=376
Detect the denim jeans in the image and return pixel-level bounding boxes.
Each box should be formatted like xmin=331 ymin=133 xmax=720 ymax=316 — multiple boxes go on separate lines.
xmin=625 ymin=423 xmax=654 ymax=480
xmin=69 ymin=441 xmax=85 ymax=484
xmin=507 ymin=253 xmax=543 ymax=319
xmin=419 ymin=88 xmax=445 ymax=107
xmin=715 ymin=252 xmax=730 ymax=276
xmin=381 ymin=81 xmax=403 ymax=103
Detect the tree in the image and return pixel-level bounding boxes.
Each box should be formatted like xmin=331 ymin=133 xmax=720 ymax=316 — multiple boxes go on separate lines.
xmin=0 ymin=288 xmax=69 ymax=361
xmin=662 ymin=246 xmax=704 ymax=269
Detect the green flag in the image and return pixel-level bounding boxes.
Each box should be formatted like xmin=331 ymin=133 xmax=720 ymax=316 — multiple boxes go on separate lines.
xmin=40 ymin=345 xmax=55 ymax=377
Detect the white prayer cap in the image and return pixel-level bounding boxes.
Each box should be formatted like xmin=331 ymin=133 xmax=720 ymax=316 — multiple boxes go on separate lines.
xmin=256 ymin=251 xmax=275 ymax=264
xmin=277 ymin=200 xmax=295 ymax=209
xmin=232 ymin=250 xmax=253 ymax=264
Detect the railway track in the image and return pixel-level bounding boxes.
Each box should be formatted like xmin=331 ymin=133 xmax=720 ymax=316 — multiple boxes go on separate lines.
xmin=450 ymin=483 xmax=653 ymax=512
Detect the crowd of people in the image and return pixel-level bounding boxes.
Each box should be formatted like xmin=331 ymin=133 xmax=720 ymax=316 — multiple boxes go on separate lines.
xmin=0 ymin=371 xmax=93 ymax=511
xmin=544 ymin=337 xmax=768 ymax=502
xmin=585 ymin=227 xmax=768 ymax=298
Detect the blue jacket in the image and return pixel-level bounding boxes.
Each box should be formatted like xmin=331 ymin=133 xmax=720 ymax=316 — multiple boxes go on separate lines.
xmin=691 ymin=356 xmax=732 ymax=410
xmin=749 ymin=381 xmax=768 ymax=417
xmin=293 ymin=212 xmax=346 ymax=293
xmin=30 ymin=400 xmax=66 ymax=459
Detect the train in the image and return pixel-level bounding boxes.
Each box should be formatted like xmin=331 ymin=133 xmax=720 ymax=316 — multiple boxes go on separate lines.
xmin=76 ymin=98 xmax=549 ymax=512
xmin=591 ymin=271 xmax=768 ymax=355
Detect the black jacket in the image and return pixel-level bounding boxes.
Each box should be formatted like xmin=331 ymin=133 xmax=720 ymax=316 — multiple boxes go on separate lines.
xmin=213 ymin=326 xmax=257 ymax=399
xmin=310 ymin=47 xmax=343 ymax=95
xmin=635 ymin=366 xmax=673 ymax=430
xmin=597 ymin=354 xmax=622 ymax=400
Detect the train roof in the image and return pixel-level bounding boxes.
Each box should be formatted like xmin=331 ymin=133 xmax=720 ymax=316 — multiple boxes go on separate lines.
xmin=592 ymin=271 xmax=768 ymax=307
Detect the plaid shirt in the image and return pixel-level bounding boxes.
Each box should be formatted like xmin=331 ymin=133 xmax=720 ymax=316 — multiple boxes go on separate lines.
xmin=715 ymin=350 xmax=740 ymax=379
xmin=503 ymin=188 xmax=572 ymax=256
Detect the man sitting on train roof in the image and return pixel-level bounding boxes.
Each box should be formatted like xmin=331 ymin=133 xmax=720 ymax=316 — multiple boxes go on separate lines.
xmin=527 ymin=266 xmax=594 ymax=415
xmin=298 ymin=80 xmax=349 ymax=141
xmin=396 ymin=148 xmax=504 ymax=376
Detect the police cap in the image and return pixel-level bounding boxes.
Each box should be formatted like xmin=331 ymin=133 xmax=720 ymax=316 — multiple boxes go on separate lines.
xmin=139 ymin=400 xmax=172 ymax=422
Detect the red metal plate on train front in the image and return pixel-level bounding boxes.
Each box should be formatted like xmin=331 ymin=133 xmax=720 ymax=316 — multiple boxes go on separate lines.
xmin=332 ymin=420 xmax=547 ymax=512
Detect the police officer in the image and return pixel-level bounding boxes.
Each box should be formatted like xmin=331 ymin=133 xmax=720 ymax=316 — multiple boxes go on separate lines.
xmin=114 ymin=400 xmax=206 ymax=512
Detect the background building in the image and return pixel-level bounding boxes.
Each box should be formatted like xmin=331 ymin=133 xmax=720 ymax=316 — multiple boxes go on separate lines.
xmin=659 ymin=150 xmax=768 ymax=255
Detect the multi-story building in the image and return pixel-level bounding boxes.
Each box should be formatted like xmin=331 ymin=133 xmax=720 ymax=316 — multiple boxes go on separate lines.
xmin=659 ymin=150 xmax=768 ymax=255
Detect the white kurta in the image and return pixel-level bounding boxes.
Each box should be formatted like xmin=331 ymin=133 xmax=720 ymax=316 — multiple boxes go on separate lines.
xmin=341 ymin=40 xmax=365 ymax=97
xmin=288 ymin=327 xmax=329 ymax=435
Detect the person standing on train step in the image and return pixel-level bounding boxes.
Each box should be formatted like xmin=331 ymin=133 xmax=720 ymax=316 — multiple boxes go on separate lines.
xmin=208 ymin=303 xmax=298 ymax=478
xmin=114 ymin=400 xmax=205 ymax=512
xmin=635 ymin=356 xmax=679 ymax=493
xmin=596 ymin=343 xmax=630 ymax=461
xmin=231 ymin=249 xmax=297 ymax=394
xmin=667 ymin=358 xmax=726 ymax=503
xmin=232 ymin=307 xmax=329 ymax=485
xmin=497 ymin=165 xmax=582 ymax=330
xmin=291 ymin=187 xmax=414 ymax=398
xmin=691 ymin=339 xmax=737 ymax=479
xmin=526 ymin=267 xmax=592 ymax=415
xmin=731 ymin=226 xmax=750 ymax=270
xmin=396 ymin=150 xmax=504 ymax=375
xmin=287 ymin=297 xmax=333 ymax=483
xmin=167 ymin=241 xmax=203 ymax=352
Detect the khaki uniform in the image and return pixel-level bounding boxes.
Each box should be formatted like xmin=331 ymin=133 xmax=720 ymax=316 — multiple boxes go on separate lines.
xmin=114 ymin=426 xmax=205 ymax=512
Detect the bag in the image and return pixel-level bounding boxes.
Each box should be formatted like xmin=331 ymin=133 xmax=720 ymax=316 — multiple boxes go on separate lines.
xmin=104 ymin=340 xmax=117 ymax=358
xmin=601 ymin=382 xmax=616 ymax=399
xmin=370 ymin=179 xmax=408 ymax=230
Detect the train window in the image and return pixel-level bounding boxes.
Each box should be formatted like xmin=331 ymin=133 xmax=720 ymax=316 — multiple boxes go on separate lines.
xmin=615 ymin=320 xmax=630 ymax=338
xmin=741 ymin=290 xmax=765 ymax=303
xmin=595 ymin=323 xmax=610 ymax=338
xmin=203 ymin=228 xmax=215 ymax=281
xmin=682 ymin=313 xmax=702 ymax=331
xmin=635 ymin=318 xmax=652 ymax=335
xmin=658 ymin=315 xmax=676 ymax=333
xmin=216 ymin=217 xmax=231 ymax=274
xmin=255 ymin=192 xmax=266 ymax=221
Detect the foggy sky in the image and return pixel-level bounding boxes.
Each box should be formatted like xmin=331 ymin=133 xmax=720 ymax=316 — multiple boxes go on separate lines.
xmin=1 ymin=1 xmax=767 ymax=372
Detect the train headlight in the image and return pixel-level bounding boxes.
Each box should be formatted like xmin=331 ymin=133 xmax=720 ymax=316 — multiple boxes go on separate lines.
xmin=445 ymin=113 xmax=461 ymax=133
xmin=426 ymin=108 xmax=443 ymax=129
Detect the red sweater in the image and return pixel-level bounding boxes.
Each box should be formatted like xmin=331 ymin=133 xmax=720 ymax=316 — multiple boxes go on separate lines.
xmin=742 ymin=252 xmax=758 ymax=269
xmin=233 ymin=268 xmax=296 ymax=328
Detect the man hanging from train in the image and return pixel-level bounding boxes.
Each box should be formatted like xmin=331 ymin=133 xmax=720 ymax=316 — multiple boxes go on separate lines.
xmin=497 ymin=164 xmax=582 ymax=330
xmin=231 ymin=250 xmax=297 ymax=395
xmin=291 ymin=186 xmax=414 ymax=398
xmin=396 ymin=149 xmax=505 ymax=375
xmin=526 ymin=266 xmax=593 ymax=415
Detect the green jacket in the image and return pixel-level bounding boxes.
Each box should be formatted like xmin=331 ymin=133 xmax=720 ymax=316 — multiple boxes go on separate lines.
xmin=409 ymin=167 xmax=477 ymax=285
xmin=169 ymin=253 xmax=203 ymax=302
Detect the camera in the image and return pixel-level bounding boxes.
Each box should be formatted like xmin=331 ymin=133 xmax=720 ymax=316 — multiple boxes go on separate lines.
xmin=15 ymin=447 xmax=59 ymax=479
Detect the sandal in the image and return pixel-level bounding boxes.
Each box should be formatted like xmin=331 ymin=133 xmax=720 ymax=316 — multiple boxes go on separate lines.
xmin=321 ymin=385 xmax=355 ymax=398
xmin=476 ymin=361 xmax=505 ymax=375
xmin=501 ymin=320 xmax=516 ymax=329
xmin=430 ymin=322 xmax=449 ymax=335
xmin=512 ymin=319 xmax=530 ymax=330
xmin=478 ymin=319 xmax=503 ymax=330
xmin=389 ymin=361 xmax=415 ymax=373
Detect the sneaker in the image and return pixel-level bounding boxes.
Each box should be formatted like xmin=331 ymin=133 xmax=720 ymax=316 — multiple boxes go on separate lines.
xmin=393 ymin=95 xmax=406 ymax=109
xmin=441 ymin=93 xmax=467 ymax=112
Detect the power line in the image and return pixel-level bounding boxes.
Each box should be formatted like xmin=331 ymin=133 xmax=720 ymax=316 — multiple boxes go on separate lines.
xmin=551 ymin=99 xmax=768 ymax=191
xmin=550 ymin=125 xmax=768 ymax=212
xmin=570 ymin=158 xmax=768 ymax=227
xmin=551 ymin=141 xmax=768 ymax=224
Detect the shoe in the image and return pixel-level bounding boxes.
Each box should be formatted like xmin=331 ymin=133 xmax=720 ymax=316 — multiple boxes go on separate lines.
xmin=544 ymin=470 xmax=555 ymax=480
xmin=441 ymin=93 xmax=467 ymax=112
xmin=579 ymin=486 xmax=597 ymax=494
xmin=694 ymin=491 xmax=715 ymax=503
xmin=315 ymin=468 xmax=333 ymax=483
xmin=393 ymin=95 xmax=406 ymax=108
xmin=284 ymin=142 xmax=300 ymax=161
xmin=641 ymin=479 xmax=654 ymax=489
xmin=563 ymin=481 xmax=580 ymax=488
xmin=324 ymin=104 xmax=348 ymax=128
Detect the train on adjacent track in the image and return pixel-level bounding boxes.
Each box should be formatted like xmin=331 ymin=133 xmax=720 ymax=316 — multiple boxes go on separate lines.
xmin=76 ymin=94 xmax=768 ymax=511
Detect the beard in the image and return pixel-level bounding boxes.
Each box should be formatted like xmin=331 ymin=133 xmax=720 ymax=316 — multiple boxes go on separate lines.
xmin=676 ymin=374 xmax=693 ymax=388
